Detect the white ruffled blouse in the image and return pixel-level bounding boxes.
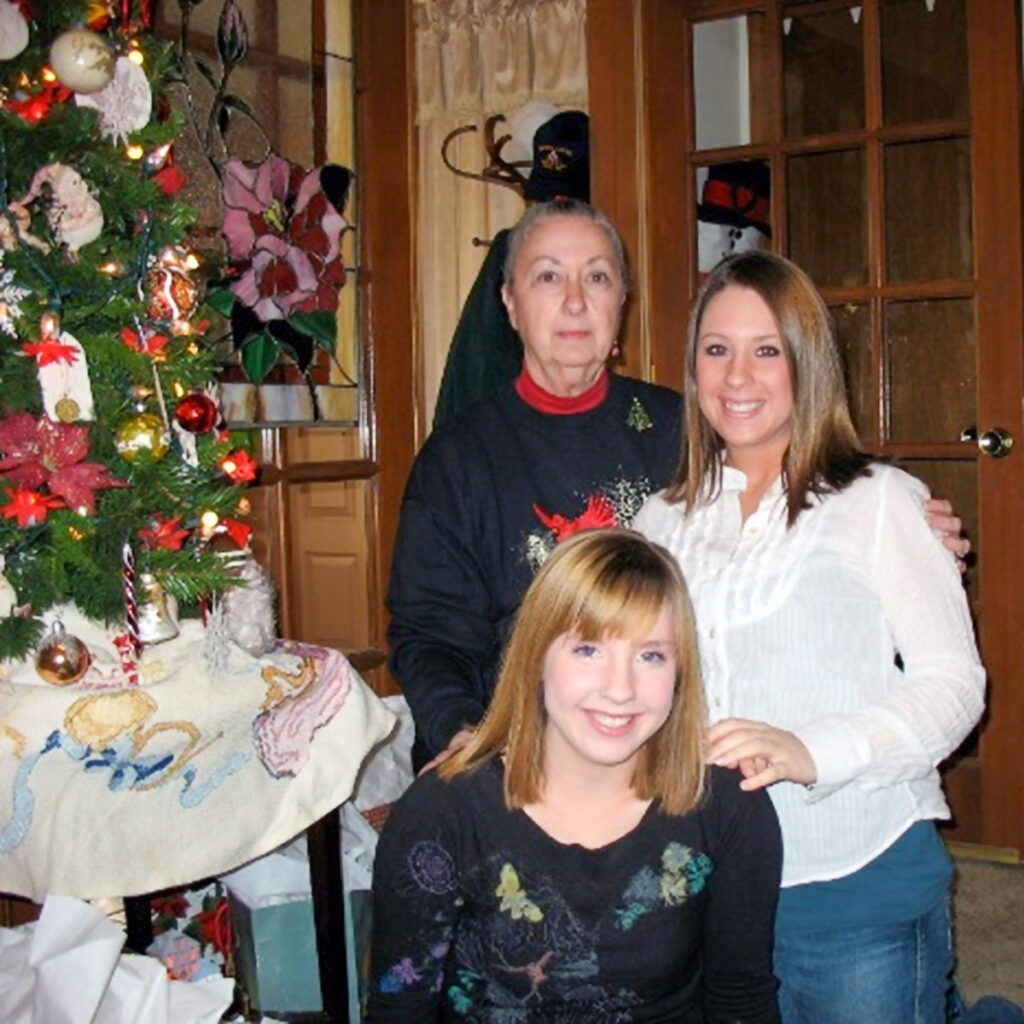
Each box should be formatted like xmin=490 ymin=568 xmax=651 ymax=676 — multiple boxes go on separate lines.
xmin=634 ymin=463 xmax=985 ymax=887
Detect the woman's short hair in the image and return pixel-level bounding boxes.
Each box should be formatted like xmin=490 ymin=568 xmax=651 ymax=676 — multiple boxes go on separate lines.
xmin=502 ymin=198 xmax=630 ymax=295
xmin=441 ymin=529 xmax=706 ymax=816
xmin=668 ymin=250 xmax=868 ymax=524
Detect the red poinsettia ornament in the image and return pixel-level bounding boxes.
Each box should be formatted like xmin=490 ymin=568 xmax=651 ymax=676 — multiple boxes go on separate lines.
xmin=22 ymin=336 xmax=80 ymax=367
xmin=219 ymin=448 xmax=257 ymax=483
xmin=1 ymin=486 xmax=64 ymax=528
xmin=0 ymin=412 xmax=124 ymax=514
xmin=139 ymin=513 xmax=190 ymax=552
xmin=120 ymin=325 xmax=169 ymax=357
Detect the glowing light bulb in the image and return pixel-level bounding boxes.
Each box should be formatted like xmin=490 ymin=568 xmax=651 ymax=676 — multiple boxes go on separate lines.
xmin=126 ymin=144 xmax=145 ymax=160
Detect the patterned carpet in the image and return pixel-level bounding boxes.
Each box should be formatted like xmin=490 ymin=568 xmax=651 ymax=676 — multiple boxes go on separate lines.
xmin=953 ymin=858 xmax=1024 ymax=1005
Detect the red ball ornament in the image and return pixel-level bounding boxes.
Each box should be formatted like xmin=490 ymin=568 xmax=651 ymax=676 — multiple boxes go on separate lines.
xmin=174 ymin=393 xmax=219 ymax=434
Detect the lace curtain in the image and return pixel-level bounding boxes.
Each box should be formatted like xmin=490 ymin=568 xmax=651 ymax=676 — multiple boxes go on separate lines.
xmin=414 ymin=0 xmax=588 ymax=429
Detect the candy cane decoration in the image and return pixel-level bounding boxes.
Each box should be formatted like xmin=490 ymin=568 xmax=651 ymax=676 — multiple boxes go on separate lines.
xmin=122 ymin=539 xmax=141 ymax=660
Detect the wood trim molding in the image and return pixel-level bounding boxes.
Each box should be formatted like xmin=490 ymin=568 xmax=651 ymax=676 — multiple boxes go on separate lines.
xmin=354 ymin=0 xmax=417 ymax=663
xmin=587 ymin=0 xmax=645 ymax=381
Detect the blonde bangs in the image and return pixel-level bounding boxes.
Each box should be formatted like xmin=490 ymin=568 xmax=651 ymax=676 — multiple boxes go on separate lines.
xmin=443 ymin=530 xmax=707 ymax=817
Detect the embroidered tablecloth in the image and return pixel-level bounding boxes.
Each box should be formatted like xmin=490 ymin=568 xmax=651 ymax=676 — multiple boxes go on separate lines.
xmin=0 ymin=607 xmax=395 ymax=901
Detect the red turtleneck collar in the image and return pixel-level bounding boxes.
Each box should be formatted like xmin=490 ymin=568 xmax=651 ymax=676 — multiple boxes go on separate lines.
xmin=515 ymin=366 xmax=609 ymax=415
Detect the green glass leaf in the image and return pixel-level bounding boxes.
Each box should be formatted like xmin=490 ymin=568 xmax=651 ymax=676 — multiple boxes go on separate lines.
xmin=288 ymin=311 xmax=338 ymax=348
xmin=206 ymin=287 xmax=235 ymax=317
xmin=240 ymin=333 xmax=280 ymax=383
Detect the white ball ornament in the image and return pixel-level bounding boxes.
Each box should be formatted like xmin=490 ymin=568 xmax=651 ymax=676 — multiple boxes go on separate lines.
xmin=0 ymin=0 xmax=30 ymax=62
xmin=49 ymin=28 xmax=114 ymax=94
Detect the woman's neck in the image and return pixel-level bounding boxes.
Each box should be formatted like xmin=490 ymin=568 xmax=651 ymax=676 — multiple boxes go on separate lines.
xmin=516 ymin=365 xmax=609 ymax=414
xmin=522 ymin=748 xmax=650 ymax=849
xmin=725 ymin=449 xmax=784 ymax=521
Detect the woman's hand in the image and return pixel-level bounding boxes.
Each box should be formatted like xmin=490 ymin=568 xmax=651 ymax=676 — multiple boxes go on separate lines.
xmin=417 ymin=727 xmax=475 ymax=775
xmin=924 ymin=497 xmax=970 ymax=573
xmin=706 ymin=718 xmax=817 ymax=791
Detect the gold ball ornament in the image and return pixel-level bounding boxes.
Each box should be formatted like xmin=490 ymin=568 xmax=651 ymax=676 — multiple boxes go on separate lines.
xmin=115 ymin=412 xmax=170 ymax=462
xmin=35 ymin=621 xmax=91 ymax=686
xmin=49 ymin=28 xmax=114 ymax=94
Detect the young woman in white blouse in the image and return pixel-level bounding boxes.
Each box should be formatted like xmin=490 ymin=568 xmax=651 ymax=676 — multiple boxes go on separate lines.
xmin=633 ymin=250 xmax=985 ymax=1023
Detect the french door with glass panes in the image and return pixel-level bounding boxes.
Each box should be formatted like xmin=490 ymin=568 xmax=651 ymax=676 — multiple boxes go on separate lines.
xmin=633 ymin=0 xmax=1024 ymax=857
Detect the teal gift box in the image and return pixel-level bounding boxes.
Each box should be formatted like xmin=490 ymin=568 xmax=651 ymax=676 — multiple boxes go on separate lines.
xmin=229 ymin=891 xmax=323 ymax=1014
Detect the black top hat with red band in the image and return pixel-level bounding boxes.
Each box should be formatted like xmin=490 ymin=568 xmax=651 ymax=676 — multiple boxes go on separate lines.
xmin=697 ymin=161 xmax=771 ymax=236
xmin=524 ymin=110 xmax=590 ymax=203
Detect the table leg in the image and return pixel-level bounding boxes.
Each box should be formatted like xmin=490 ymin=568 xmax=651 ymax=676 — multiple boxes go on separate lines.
xmin=123 ymin=893 xmax=154 ymax=952
xmin=307 ymin=808 xmax=349 ymax=1023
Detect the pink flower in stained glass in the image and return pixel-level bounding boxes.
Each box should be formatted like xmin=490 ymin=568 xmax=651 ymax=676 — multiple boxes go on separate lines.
xmin=221 ymin=155 xmax=351 ymax=321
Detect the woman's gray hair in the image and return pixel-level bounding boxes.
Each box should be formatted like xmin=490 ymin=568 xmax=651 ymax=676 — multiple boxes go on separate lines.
xmin=502 ymin=199 xmax=630 ymax=294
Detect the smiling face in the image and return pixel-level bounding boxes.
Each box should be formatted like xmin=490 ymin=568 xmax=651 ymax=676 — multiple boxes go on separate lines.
xmin=695 ymin=284 xmax=795 ymax=474
xmin=541 ymin=603 xmax=677 ymax=779
xmin=501 ymin=213 xmax=624 ymax=396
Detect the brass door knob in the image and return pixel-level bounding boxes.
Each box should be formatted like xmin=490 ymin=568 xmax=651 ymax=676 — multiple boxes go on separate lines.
xmin=978 ymin=428 xmax=1014 ymax=458
xmin=961 ymin=426 xmax=1014 ymax=457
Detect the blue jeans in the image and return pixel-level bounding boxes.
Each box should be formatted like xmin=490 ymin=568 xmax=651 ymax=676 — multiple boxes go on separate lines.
xmin=774 ymin=896 xmax=954 ymax=1023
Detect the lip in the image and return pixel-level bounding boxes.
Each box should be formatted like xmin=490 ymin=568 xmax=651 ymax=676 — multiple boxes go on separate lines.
xmin=720 ymin=397 xmax=765 ymax=417
xmin=583 ymin=709 xmax=640 ymax=736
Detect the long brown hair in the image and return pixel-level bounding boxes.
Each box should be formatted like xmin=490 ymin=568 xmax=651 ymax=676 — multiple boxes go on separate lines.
xmin=667 ymin=250 xmax=870 ymax=524
xmin=441 ymin=530 xmax=706 ymax=816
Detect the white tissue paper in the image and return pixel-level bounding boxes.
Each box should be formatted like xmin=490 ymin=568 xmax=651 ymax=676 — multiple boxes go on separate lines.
xmin=0 ymin=895 xmax=233 ymax=1024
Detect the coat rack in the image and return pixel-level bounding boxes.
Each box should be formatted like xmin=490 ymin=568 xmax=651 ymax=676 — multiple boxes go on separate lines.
xmin=441 ymin=113 xmax=530 ymax=194
xmin=440 ymin=113 xmax=534 ymax=247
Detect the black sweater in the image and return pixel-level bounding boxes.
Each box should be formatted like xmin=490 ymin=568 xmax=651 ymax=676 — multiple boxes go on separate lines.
xmin=387 ymin=374 xmax=682 ymax=759
xmin=367 ymin=761 xmax=781 ymax=1023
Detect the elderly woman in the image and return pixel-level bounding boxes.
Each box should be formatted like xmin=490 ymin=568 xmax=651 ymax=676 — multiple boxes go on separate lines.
xmin=388 ymin=200 xmax=681 ymax=768
xmin=387 ymin=199 xmax=967 ymax=771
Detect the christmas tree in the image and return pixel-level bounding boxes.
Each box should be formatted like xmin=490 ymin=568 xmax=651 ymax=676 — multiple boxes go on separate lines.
xmin=0 ymin=0 xmax=257 ymax=663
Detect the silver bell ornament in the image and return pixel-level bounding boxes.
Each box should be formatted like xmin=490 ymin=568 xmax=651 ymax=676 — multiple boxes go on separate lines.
xmin=35 ymin=620 xmax=91 ymax=686
xmin=137 ymin=573 xmax=180 ymax=644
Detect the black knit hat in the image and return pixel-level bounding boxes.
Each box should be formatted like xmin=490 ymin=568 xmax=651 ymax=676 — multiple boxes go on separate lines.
xmin=523 ymin=110 xmax=590 ymax=203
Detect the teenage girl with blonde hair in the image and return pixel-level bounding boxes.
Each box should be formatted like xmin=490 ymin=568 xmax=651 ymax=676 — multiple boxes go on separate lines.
xmin=369 ymin=529 xmax=781 ymax=1022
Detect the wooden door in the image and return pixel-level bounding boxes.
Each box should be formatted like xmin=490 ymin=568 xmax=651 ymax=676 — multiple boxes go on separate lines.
xmin=594 ymin=0 xmax=1024 ymax=856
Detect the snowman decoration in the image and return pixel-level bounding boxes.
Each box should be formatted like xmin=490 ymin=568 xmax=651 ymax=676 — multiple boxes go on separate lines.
xmin=697 ymin=161 xmax=772 ymax=275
